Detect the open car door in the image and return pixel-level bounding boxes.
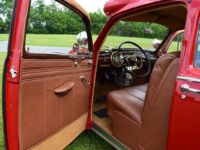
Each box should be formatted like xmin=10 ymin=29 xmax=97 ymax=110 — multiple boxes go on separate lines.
xmin=168 ymin=9 xmax=200 ymax=149
xmin=2 ymin=0 xmax=93 ymax=149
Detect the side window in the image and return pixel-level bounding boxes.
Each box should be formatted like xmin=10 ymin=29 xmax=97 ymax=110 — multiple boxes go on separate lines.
xmin=167 ymin=31 xmax=184 ymax=53
xmin=194 ymin=22 xmax=200 ymax=68
xmin=25 ymin=1 xmax=89 ymax=56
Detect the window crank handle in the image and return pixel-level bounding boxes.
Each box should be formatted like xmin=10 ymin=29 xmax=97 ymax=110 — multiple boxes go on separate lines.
xmin=80 ymin=75 xmax=91 ymax=85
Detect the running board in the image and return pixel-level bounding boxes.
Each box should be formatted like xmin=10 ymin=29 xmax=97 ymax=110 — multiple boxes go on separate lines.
xmin=92 ymin=123 xmax=128 ymax=150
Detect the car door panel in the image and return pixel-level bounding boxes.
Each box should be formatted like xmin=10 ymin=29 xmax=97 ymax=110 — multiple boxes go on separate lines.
xmin=18 ymin=59 xmax=92 ymax=149
xmin=3 ymin=0 xmax=94 ymax=149
xmin=168 ymin=8 xmax=200 ymax=150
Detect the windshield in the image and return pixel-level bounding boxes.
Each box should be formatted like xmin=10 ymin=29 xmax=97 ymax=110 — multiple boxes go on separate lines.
xmin=102 ymin=21 xmax=168 ymax=51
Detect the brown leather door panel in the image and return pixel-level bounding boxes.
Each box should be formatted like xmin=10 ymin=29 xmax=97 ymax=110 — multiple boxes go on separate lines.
xmin=74 ymin=72 xmax=91 ymax=119
xmin=19 ymin=59 xmax=92 ymax=150
xmin=19 ymin=80 xmax=45 ymax=150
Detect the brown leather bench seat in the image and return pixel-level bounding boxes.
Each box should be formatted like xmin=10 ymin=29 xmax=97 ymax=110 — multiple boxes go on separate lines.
xmin=107 ymin=84 xmax=147 ymax=124
xmin=107 ymin=52 xmax=180 ymax=150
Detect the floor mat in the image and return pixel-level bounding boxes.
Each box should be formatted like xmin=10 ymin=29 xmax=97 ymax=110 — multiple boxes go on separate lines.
xmin=95 ymin=96 xmax=107 ymax=103
xmin=94 ymin=108 xmax=108 ymax=118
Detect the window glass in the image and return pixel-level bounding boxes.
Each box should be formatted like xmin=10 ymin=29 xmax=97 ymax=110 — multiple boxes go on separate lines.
xmin=25 ymin=1 xmax=89 ymax=56
xmin=102 ymin=21 xmax=168 ymax=52
xmin=194 ymin=22 xmax=200 ymax=68
xmin=167 ymin=31 xmax=184 ymax=53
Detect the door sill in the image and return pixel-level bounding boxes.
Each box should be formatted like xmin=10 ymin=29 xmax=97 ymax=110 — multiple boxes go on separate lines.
xmin=92 ymin=122 xmax=128 ymax=150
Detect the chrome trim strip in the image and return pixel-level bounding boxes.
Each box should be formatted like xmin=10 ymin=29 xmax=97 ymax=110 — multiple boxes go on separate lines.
xmin=177 ymin=76 xmax=200 ymax=83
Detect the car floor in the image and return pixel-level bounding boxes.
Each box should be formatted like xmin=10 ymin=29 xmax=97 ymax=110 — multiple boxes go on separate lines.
xmin=92 ymin=98 xmax=112 ymax=135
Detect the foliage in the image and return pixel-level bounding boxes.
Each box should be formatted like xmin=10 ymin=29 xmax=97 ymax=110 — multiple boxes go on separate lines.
xmin=90 ymin=10 xmax=108 ymax=34
xmin=0 ymin=0 xmax=14 ymax=32
xmin=0 ymin=0 xmax=168 ymax=38
xmin=27 ymin=1 xmax=84 ymax=34
xmin=0 ymin=17 xmax=5 ymax=32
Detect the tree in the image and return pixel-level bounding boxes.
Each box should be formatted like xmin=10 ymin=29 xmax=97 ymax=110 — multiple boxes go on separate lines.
xmin=28 ymin=0 xmax=48 ymax=33
xmin=0 ymin=0 xmax=14 ymax=32
xmin=90 ymin=10 xmax=108 ymax=34
xmin=0 ymin=17 xmax=5 ymax=32
xmin=0 ymin=0 xmax=168 ymax=38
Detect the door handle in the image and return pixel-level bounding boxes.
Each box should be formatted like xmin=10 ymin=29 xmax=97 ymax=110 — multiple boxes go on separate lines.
xmin=180 ymin=84 xmax=200 ymax=94
xmin=54 ymin=81 xmax=75 ymax=94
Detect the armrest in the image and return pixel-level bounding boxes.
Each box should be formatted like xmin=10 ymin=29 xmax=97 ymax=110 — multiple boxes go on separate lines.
xmin=54 ymin=81 xmax=75 ymax=94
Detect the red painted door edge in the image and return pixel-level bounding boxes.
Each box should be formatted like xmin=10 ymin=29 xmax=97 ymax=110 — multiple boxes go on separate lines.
xmin=4 ymin=0 xmax=30 ymax=149
xmin=5 ymin=51 xmax=21 ymax=150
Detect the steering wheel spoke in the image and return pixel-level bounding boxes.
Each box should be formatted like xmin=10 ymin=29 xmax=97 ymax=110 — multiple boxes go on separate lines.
xmin=115 ymin=41 xmax=151 ymax=78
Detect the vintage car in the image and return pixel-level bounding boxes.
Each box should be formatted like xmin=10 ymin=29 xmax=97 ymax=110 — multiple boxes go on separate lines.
xmin=2 ymin=0 xmax=200 ymax=149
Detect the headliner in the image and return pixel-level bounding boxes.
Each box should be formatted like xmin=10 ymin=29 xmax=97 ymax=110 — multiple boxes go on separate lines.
xmin=123 ymin=5 xmax=187 ymax=31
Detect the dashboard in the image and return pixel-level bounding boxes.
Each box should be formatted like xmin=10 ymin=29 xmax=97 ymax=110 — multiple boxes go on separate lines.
xmin=98 ymin=48 xmax=157 ymax=68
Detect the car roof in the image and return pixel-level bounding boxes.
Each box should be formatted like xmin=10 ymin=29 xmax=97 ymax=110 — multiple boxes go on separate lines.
xmin=104 ymin=0 xmax=189 ymax=31
xmin=104 ymin=0 xmax=188 ymax=16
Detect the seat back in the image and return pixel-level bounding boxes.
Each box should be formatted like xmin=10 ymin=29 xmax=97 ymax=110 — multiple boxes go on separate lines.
xmin=141 ymin=52 xmax=180 ymax=150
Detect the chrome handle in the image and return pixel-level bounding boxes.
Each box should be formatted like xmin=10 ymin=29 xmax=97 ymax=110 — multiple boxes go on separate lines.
xmin=80 ymin=75 xmax=91 ymax=85
xmin=180 ymin=84 xmax=200 ymax=94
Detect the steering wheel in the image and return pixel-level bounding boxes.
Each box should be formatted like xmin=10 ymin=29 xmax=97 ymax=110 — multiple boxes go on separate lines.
xmin=111 ymin=41 xmax=151 ymax=78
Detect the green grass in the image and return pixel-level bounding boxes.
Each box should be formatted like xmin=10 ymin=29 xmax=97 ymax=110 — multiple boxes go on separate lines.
xmin=25 ymin=34 xmax=158 ymax=49
xmin=0 ymin=34 xmax=9 ymax=41
xmin=1 ymin=34 xmax=178 ymax=51
xmin=0 ymin=34 xmax=157 ymax=48
xmin=25 ymin=34 xmax=155 ymax=48
xmin=0 ymin=52 xmax=6 ymax=149
xmin=104 ymin=36 xmax=154 ymax=49
xmin=66 ymin=131 xmax=114 ymax=150
xmin=25 ymin=34 xmax=87 ymax=47
xmin=104 ymin=35 xmax=179 ymax=52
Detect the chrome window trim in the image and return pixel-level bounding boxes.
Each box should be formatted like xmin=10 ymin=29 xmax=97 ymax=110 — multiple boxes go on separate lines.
xmin=177 ymin=76 xmax=200 ymax=83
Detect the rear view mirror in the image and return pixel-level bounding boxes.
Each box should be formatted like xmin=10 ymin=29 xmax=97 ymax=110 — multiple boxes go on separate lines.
xmin=144 ymin=28 xmax=153 ymax=34
xmin=144 ymin=22 xmax=154 ymax=34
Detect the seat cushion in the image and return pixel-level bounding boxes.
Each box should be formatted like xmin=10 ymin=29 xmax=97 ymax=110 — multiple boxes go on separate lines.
xmin=107 ymin=84 xmax=147 ymax=124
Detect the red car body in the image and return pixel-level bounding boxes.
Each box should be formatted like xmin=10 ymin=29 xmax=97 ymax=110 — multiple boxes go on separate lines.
xmin=2 ymin=0 xmax=200 ymax=149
